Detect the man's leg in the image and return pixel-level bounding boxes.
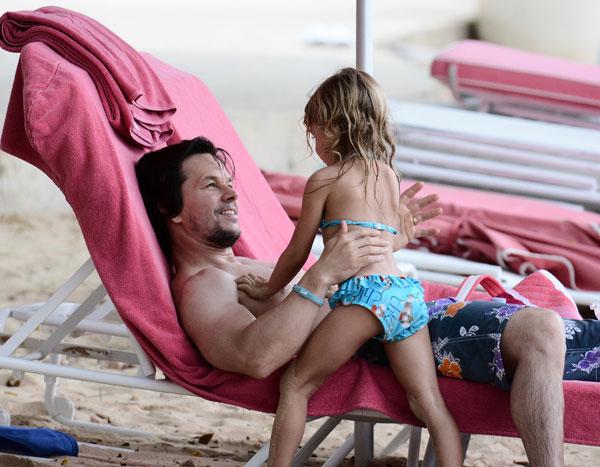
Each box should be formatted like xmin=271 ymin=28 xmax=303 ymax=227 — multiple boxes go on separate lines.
xmin=501 ymin=308 xmax=566 ymax=467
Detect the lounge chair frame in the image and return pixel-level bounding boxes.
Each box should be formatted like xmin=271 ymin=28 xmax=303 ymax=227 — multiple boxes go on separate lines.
xmin=0 ymin=255 xmax=464 ymax=465
xmin=391 ymin=101 xmax=600 ymax=211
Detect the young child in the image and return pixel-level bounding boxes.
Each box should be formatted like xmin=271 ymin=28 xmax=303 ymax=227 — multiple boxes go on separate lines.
xmin=237 ymin=68 xmax=462 ymax=467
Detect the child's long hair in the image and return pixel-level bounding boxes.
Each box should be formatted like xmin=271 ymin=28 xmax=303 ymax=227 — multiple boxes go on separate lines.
xmin=303 ymin=67 xmax=398 ymax=195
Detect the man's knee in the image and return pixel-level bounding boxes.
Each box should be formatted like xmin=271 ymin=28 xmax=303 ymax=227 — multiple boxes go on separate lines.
xmin=502 ymin=308 xmax=566 ymax=370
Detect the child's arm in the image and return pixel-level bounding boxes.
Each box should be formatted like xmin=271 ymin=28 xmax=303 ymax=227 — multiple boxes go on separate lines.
xmin=242 ymin=171 xmax=331 ymax=300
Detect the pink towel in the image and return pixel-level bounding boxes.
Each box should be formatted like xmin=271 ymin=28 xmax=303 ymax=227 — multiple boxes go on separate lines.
xmin=0 ymin=7 xmax=175 ymax=147
xmin=413 ymin=182 xmax=600 ymax=291
xmin=2 ymin=41 xmax=598 ymax=446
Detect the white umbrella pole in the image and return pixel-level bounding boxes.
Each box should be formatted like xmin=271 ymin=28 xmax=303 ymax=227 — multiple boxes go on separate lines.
xmin=356 ymin=0 xmax=373 ymax=74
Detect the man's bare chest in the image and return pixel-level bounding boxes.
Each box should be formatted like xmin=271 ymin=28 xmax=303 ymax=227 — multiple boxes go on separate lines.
xmin=231 ymin=260 xmax=292 ymax=317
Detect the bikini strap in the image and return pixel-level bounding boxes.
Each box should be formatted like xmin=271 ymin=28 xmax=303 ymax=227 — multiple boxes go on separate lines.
xmin=319 ymin=219 xmax=398 ymax=235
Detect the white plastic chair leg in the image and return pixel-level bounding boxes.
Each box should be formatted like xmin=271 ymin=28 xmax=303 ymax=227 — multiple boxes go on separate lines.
xmin=422 ymin=436 xmax=436 ymax=467
xmin=379 ymin=425 xmax=412 ymax=457
xmin=406 ymin=426 xmax=422 ymax=467
xmin=322 ymin=433 xmax=355 ymax=467
xmin=292 ymin=417 xmax=341 ymax=466
xmin=461 ymin=433 xmax=471 ymax=460
xmin=245 ymin=442 xmax=269 ymax=467
xmin=354 ymin=421 xmax=374 ymax=466
xmin=43 ymin=354 xmax=150 ymax=437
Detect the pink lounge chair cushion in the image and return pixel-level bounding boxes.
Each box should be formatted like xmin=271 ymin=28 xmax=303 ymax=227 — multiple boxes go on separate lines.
xmin=264 ymin=169 xmax=600 ymax=296
xmin=415 ymin=181 xmax=600 ymax=293
xmin=431 ymin=39 xmax=600 ymax=112
xmin=1 ymin=40 xmax=597 ymax=446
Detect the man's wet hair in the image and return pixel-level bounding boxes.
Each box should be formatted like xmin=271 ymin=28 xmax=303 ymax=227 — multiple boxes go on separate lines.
xmin=135 ymin=136 xmax=235 ymax=264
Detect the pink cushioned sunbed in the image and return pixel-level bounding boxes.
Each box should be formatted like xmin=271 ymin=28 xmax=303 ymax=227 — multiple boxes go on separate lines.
xmin=264 ymin=170 xmax=600 ymax=291
xmin=1 ymin=16 xmax=599 ymax=448
xmin=431 ymin=39 xmax=600 ymax=127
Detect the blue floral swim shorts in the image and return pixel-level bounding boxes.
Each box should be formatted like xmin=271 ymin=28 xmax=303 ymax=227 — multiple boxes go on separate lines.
xmin=329 ymin=275 xmax=429 ymax=343
xmin=356 ymin=298 xmax=600 ymax=391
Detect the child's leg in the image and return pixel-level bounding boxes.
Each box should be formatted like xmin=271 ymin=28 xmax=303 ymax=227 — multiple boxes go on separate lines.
xmin=268 ymin=305 xmax=382 ymax=467
xmin=384 ymin=326 xmax=463 ymax=467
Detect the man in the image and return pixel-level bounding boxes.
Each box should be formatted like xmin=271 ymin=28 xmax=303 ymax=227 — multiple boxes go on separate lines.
xmin=136 ymin=136 xmax=591 ymax=467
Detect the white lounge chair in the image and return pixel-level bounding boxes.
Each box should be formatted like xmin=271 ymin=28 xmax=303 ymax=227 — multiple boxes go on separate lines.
xmin=431 ymin=39 xmax=600 ymax=130
xmin=391 ymin=101 xmax=600 ymax=210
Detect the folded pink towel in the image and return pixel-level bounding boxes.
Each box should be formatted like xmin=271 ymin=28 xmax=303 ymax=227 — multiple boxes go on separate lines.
xmin=0 ymin=6 xmax=175 ymax=147
xmin=2 ymin=40 xmax=598 ymax=446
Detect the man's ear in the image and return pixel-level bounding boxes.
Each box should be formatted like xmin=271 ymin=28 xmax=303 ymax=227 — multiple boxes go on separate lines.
xmin=158 ymin=205 xmax=182 ymax=224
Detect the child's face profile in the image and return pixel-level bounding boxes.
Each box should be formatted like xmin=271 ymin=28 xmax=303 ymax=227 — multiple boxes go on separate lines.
xmin=310 ymin=125 xmax=336 ymax=166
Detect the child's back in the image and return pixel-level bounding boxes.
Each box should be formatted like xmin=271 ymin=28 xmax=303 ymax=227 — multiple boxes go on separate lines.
xmin=318 ymin=160 xmax=401 ymax=277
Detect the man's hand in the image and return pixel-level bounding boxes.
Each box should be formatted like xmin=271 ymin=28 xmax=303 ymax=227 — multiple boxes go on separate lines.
xmin=312 ymin=221 xmax=390 ymax=285
xmin=395 ymin=182 xmax=443 ymax=251
xmin=236 ymin=273 xmax=274 ymax=300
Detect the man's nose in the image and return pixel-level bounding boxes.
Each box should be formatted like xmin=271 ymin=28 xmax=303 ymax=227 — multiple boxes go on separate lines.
xmin=222 ymin=185 xmax=238 ymax=201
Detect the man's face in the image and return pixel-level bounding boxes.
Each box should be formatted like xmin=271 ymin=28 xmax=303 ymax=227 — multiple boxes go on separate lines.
xmin=172 ymin=153 xmax=240 ymax=247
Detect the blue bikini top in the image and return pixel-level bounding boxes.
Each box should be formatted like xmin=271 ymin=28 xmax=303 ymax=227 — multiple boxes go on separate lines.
xmin=319 ymin=219 xmax=398 ymax=235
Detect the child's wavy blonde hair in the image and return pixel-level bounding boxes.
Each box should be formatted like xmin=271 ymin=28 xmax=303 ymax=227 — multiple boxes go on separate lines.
xmin=303 ymin=67 xmax=398 ymax=192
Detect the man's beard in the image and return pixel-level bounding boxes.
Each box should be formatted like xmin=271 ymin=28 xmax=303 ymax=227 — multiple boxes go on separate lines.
xmin=207 ymin=225 xmax=241 ymax=248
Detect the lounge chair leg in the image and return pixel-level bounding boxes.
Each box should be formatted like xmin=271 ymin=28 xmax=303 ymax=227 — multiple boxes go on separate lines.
xmin=292 ymin=417 xmax=342 ymax=467
xmin=0 ymin=308 xmax=24 ymax=386
xmin=406 ymin=426 xmax=422 ymax=467
xmin=461 ymin=433 xmax=471 ymax=460
xmin=43 ymin=354 xmax=150 ymax=437
xmin=421 ymin=434 xmax=436 ymax=467
xmin=379 ymin=424 xmax=411 ymax=458
xmin=354 ymin=421 xmax=374 ymax=466
xmin=245 ymin=442 xmax=269 ymax=467
xmin=322 ymin=433 xmax=355 ymax=467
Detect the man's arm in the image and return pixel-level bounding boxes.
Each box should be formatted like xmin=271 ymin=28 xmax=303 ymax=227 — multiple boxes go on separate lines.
xmin=178 ymin=266 xmax=330 ymax=379
xmin=179 ymin=223 xmax=389 ymax=379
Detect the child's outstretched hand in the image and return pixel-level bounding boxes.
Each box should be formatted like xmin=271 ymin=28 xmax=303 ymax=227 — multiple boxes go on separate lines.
xmin=236 ymin=273 xmax=274 ymax=301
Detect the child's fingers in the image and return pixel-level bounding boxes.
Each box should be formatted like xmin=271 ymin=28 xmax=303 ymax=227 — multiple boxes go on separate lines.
xmin=237 ymin=283 xmax=255 ymax=295
xmin=236 ymin=277 xmax=254 ymax=287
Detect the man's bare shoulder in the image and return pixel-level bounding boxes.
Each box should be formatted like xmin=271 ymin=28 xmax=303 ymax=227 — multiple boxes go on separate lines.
xmin=175 ymin=266 xmax=237 ymax=310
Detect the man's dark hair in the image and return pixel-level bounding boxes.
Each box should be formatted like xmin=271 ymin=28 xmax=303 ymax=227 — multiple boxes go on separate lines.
xmin=135 ymin=136 xmax=234 ymax=264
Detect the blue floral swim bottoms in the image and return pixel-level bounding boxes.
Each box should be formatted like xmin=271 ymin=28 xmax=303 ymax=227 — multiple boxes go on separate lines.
xmin=329 ymin=275 xmax=429 ymax=343
xmin=356 ymin=298 xmax=600 ymax=391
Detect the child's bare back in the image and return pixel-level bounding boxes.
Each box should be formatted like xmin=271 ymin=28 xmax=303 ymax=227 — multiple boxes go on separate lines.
xmin=316 ymin=160 xmax=401 ymax=277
